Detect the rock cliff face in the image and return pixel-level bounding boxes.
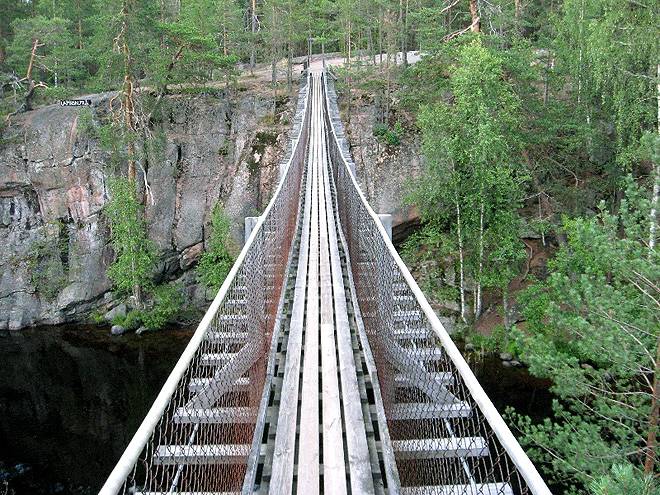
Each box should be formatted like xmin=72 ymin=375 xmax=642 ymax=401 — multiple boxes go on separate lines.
xmin=0 ymin=82 xmax=421 ymax=330
xmin=0 ymin=89 xmax=290 ymax=329
xmin=341 ymin=92 xmax=424 ymax=244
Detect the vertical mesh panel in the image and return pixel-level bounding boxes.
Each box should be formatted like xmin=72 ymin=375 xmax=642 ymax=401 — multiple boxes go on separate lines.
xmin=322 ymin=72 xmax=548 ymax=495
xmin=103 ymin=74 xmax=312 ymax=495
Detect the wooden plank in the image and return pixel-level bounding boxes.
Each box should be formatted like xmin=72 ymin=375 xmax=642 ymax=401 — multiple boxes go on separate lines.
xmin=204 ymin=331 xmax=249 ymax=344
xmin=409 ymin=347 xmax=443 ymax=361
xmin=393 ymin=295 xmax=415 ymax=303
xmin=199 ymin=352 xmax=237 ymax=366
xmin=217 ymin=314 xmax=248 ymax=324
xmin=389 ymin=402 xmax=472 ymax=420
xmin=188 ymin=376 xmax=249 ymax=394
xmin=188 ymin=341 xmax=261 ymax=408
xmin=392 ymin=327 xmax=432 ymax=340
xmin=323 ymin=96 xmax=375 ymax=495
xmin=318 ymin=78 xmax=348 ymax=495
xmin=394 ymin=373 xmax=453 ymax=388
xmin=392 ymin=310 xmax=424 ymax=322
xmin=269 ymin=76 xmax=316 ymax=495
xmin=153 ymin=444 xmax=250 ymax=465
xmin=401 ymin=483 xmax=513 ymax=495
xmin=384 ymin=340 xmax=459 ymax=404
xmin=393 ymin=437 xmax=489 ymax=460
xmin=297 ymin=76 xmax=321 ymax=495
xmin=173 ymin=406 xmax=257 ymax=424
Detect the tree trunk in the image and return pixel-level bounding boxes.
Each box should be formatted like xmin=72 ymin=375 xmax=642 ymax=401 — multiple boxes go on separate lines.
xmin=399 ymin=0 xmax=404 ymax=69
xmin=468 ymin=0 xmax=480 ymax=33
xmin=379 ymin=8 xmax=384 ymax=71
xmin=287 ymin=45 xmax=293 ymax=90
xmin=403 ymin=0 xmax=409 ymax=70
xmin=287 ymin=2 xmax=293 ymax=91
xmin=271 ymin=53 xmax=277 ymax=115
xmin=649 ymin=63 xmax=660 ymax=254
xmin=0 ymin=22 xmax=5 ymax=63
xmin=26 ymin=38 xmax=40 ymax=81
xmin=16 ymin=39 xmax=48 ymax=112
xmin=475 ymin=200 xmax=484 ymax=318
xmin=250 ymin=0 xmax=257 ymax=74
xmin=347 ymin=18 xmax=352 ymax=124
xmin=453 ymin=161 xmax=467 ymax=324
xmin=386 ymin=10 xmax=391 ymax=123
xmin=77 ymin=0 xmax=84 ymax=49
xmin=503 ymin=284 xmax=510 ymax=329
xmin=644 ymin=334 xmax=660 ymax=474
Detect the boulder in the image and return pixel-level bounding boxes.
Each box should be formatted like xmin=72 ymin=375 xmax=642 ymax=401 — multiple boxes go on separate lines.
xmin=104 ymin=303 xmax=127 ymax=323
xmin=110 ymin=324 xmax=126 ymax=336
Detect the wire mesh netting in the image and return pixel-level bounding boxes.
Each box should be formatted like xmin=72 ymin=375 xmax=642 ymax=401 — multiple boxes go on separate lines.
xmin=322 ymin=72 xmax=549 ymax=495
xmin=102 ymin=73 xmax=312 ymax=495
xmin=103 ymin=68 xmax=551 ymax=495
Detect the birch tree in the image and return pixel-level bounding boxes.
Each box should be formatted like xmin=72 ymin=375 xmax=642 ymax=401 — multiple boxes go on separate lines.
xmin=411 ymin=38 xmax=525 ymax=322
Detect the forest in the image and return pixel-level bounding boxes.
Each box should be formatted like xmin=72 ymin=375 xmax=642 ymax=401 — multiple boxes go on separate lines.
xmin=2 ymin=0 xmax=660 ymax=493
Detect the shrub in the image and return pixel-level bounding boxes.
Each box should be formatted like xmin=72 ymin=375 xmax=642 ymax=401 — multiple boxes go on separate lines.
xmin=197 ymin=204 xmax=235 ymax=291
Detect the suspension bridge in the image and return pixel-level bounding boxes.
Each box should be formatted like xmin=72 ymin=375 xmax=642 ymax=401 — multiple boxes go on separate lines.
xmin=99 ymin=69 xmax=552 ymax=495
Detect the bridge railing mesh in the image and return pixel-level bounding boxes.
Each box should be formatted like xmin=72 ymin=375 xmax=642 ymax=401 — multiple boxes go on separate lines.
xmin=322 ymin=72 xmax=551 ymax=495
xmin=100 ymin=73 xmax=311 ymax=495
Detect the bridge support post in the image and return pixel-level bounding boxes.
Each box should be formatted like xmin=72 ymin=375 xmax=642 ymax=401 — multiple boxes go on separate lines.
xmin=378 ymin=214 xmax=392 ymax=241
xmin=245 ymin=216 xmax=260 ymax=244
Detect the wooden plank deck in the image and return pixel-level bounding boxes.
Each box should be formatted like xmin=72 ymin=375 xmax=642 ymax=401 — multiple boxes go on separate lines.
xmin=268 ymin=84 xmax=316 ymax=494
xmin=393 ymin=437 xmax=489 ymax=460
xmin=153 ymin=444 xmax=250 ymax=465
xmin=323 ymin=127 xmax=375 ymax=495
xmin=318 ymin=93 xmax=347 ymax=495
xmin=297 ymin=78 xmax=321 ymax=494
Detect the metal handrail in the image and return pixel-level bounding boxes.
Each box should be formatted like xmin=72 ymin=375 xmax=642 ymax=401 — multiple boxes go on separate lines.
xmin=321 ymin=69 xmax=551 ymax=495
xmin=99 ymin=72 xmax=312 ymax=495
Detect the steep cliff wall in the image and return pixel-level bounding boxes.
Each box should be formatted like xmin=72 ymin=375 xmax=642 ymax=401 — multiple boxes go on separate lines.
xmin=0 ymin=89 xmax=291 ymax=330
xmin=340 ymin=91 xmax=424 ymax=244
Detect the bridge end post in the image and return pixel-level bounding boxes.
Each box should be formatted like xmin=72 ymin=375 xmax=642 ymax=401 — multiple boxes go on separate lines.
xmin=245 ymin=216 xmax=260 ymax=244
xmin=378 ymin=214 xmax=392 ymax=242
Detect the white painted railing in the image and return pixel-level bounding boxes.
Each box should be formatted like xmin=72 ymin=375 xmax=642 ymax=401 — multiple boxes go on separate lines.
xmin=99 ymin=73 xmax=311 ymax=495
xmin=322 ymin=70 xmax=552 ymax=495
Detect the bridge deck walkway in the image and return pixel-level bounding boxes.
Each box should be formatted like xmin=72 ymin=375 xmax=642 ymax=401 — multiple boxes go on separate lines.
xmin=266 ymin=72 xmax=378 ymax=495
xmin=131 ymin=72 xmax=521 ymax=495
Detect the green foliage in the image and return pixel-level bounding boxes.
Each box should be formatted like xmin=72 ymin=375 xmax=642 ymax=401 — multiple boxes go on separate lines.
xmin=8 ymin=16 xmax=75 ymax=83
xmin=89 ymin=310 xmax=106 ymax=325
xmin=113 ymin=284 xmax=184 ymax=331
xmin=77 ymin=108 xmax=96 ymax=137
xmin=24 ymin=221 xmax=69 ymax=302
xmin=37 ymin=86 xmax=74 ymax=104
xmin=196 ymin=203 xmax=235 ymax=292
xmin=409 ymin=37 xmax=527 ymax=318
xmin=510 ymin=177 xmax=660 ymax=488
xmin=373 ymin=121 xmax=403 ymax=147
xmin=105 ymin=176 xmax=155 ymax=301
xmin=590 ymin=464 xmax=659 ymax=495
xmin=105 ymin=177 xmax=184 ymax=330
xmin=142 ymin=283 xmax=184 ymax=330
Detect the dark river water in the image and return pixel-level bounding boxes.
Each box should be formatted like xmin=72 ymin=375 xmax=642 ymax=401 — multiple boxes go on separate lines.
xmin=0 ymin=325 xmax=552 ymax=494
xmin=0 ymin=324 xmax=193 ymax=494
